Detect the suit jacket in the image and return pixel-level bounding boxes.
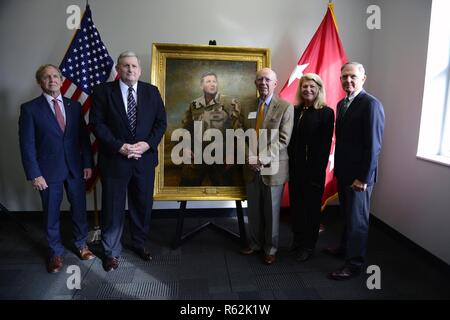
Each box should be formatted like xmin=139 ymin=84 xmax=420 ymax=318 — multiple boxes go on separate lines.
xmin=235 ymin=95 xmax=294 ymax=186
xmin=288 ymin=105 xmax=334 ymax=188
xmin=19 ymin=95 xmax=93 ymax=183
xmin=334 ymin=89 xmax=385 ymax=186
xmin=89 ymin=80 xmax=167 ymax=179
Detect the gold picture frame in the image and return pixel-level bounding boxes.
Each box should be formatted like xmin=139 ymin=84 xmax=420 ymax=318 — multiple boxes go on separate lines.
xmin=151 ymin=43 xmax=270 ymax=200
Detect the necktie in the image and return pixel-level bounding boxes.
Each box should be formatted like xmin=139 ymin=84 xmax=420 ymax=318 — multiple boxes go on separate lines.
xmin=52 ymin=99 xmax=65 ymax=132
xmin=338 ymin=97 xmax=350 ymax=124
xmin=255 ymin=102 xmax=265 ymax=137
xmin=341 ymin=97 xmax=350 ymax=117
xmin=127 ymin=87 xmax=137 ymax=135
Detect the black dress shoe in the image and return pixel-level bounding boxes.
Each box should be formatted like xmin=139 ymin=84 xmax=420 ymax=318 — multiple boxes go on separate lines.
xmin=240 ymin=247 xmax=260 ymax=255
xmin=289 ymin=244 xmax=301 ymax=253
xmin=103 ymin=257 xmax=119 ymax=272
xmin=329 ymin=265 xmax=361 ymax=280
xmin=132 ymin=247 xmax=153 ymax=261
xmin=296 ymin=249 xmax=313 ymax=262
xmin=323 ymin=246 xmax=345 ymax=258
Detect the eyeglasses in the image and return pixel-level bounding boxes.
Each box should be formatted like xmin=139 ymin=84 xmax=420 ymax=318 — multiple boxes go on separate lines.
xmin=256 ymin=77 xmax=274 ymax=83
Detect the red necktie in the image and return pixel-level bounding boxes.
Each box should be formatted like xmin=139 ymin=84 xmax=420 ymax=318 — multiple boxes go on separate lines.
xmin=52 ymin=99 xmax=65 ymax=132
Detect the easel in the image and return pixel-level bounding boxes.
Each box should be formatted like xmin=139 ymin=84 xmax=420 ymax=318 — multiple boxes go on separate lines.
xmin=172 ymin=200 xmax=247 ymax=249
xmin=0 ymin=202 xmax=28 ymax=232
xmin=171 ymin=36 xmax=246 ymax=248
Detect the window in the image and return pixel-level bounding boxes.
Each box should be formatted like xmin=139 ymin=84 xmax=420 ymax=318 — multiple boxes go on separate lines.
xmin=417 ymin=0 xmax=450 ymax=166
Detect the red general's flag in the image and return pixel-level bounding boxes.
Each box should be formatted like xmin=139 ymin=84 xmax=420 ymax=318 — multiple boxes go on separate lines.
xmin=279 ymin=3 xmax=348 ymax=209
xmin=59 ymin=4 xmax=117 ymax=191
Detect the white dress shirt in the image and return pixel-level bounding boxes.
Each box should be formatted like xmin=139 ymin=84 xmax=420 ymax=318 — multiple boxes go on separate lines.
xmin=119 ymin=80 xmax=138 ymax=113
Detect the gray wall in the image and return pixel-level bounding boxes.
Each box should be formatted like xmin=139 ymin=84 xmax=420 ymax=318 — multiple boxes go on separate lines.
xmin=1 ymin=1 xmax=448 ymax=263
xmin=0 ymin=0 xmax=371 ymax=211
xmin=369 ymin=0 xmax=450 ymax=264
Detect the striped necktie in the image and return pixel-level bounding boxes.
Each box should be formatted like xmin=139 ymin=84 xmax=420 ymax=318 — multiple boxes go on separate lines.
xmin=127 ymin=87 xmax=137 ymax=135
xmin=338 ymin=97 xmax=350 ymax=125
xmin=341 ymin=97 xmax=350 ymax=117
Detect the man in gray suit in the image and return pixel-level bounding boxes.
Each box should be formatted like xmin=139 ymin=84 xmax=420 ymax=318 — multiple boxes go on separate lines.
xmin=235 ymin=68 xmax=294 ymax=265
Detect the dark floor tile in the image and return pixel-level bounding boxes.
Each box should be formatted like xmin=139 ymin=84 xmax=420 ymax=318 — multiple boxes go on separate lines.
xmin=1 ymin=211 xmax=449 ymax=300
xmin=273 ymin=287 xmax=322 ymax=300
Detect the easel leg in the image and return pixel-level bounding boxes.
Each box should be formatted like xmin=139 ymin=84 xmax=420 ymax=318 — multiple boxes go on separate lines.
xmin=235 ymin=200 xmax=247 ymax=247
xmin=0 ymin=202 xmax=28 ymax=233
xmin=172 ymin=200 xmax=186 ymax=249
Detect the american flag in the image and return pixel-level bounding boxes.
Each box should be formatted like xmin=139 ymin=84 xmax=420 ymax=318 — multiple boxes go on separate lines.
xmin=59 ymin=4 xmax=117 ymax=191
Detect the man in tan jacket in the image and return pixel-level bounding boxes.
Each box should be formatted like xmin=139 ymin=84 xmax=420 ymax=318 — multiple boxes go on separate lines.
xmin=235 ymin=68 xmax=294 ymax=265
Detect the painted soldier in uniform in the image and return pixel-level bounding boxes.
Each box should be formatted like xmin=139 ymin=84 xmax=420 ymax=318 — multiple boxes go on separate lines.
xmin=180 ymin=72 xmax=240 ymax=186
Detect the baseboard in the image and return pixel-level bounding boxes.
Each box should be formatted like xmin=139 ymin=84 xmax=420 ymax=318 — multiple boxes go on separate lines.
xmin=370 ymin=214 xmax=450 ymax=271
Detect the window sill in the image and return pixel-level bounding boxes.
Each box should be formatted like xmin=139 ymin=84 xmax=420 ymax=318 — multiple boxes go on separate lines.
xmin=416 ymin=153 xmax=450 ymax=167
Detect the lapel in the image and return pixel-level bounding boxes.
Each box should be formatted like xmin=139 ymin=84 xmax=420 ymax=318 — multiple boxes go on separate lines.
xmin=342 ymin=90 xmax=365 ymax=123
xmin=135 ymin=81 xmax=146 ymax=137
xmin=263 ymin=95 xmax=278 ymax=128
xmin=62 ymin=98 xmax=72 ymax=135
xmin=336 ymin=99 xmax=345 ymax=126
xmin=110 ymin=80 xmax=130 ymax=131
xmin=39 ymin=95 xmax=64 ymax=136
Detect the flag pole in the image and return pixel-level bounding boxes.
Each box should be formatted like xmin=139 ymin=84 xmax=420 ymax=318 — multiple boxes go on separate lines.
xmin=60 ymin=0 xmax=114 ymax=244
xmin=88 ymin=183 xmax=102 ymax=243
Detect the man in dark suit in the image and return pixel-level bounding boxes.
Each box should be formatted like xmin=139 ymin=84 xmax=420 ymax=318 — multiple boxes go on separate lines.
xmin=90 ymin=51 xmax=167 ymax=272
xmin=19 ymin=64 xmax=95 ymax=273
xmin=327 ymin=62 xmax=385 ymax=280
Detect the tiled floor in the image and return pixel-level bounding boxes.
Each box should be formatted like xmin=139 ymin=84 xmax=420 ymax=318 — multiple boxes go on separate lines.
xmin=1 ymin=207 xmax=449 ymax=300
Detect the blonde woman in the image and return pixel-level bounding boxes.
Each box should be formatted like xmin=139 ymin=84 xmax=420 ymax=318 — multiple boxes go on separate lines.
xmin=287 ymin=73 xmax=334 ymax=262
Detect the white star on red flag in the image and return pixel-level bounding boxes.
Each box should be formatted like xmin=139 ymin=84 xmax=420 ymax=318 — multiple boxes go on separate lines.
xmin=288 ymin=63 xmax=309 ymax=86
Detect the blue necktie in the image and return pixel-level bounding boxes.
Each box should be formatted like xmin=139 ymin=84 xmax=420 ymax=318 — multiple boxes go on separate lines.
xmin=127 ymin=87 xmax=137 ymax=135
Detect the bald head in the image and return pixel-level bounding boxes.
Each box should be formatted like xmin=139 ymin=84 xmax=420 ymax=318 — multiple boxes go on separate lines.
xmin=255 ymin=68 xmax=278 ymax=99
xmin=256 ymin=68 xmax=277 ymax=81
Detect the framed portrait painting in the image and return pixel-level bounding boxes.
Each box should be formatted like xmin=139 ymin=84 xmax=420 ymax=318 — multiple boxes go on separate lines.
xmin=151 ymin=43 xmax=270 ymax=200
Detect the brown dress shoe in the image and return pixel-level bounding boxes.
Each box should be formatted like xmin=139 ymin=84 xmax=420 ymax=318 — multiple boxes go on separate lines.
xmin=263 ymin=254 xmax=276 ymax=265
xmin=79 ymin=247 xmax=96 ymax=260
xmin=47 ymin=256 xmax=63 ymax=273
xmin=329 ymin=265 xmax=361 ymax=280
xmin=103 ymin=257 xmax=119 ymax=272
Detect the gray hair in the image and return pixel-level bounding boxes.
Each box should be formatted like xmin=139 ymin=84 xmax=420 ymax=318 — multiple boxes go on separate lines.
xmin=35 ymin=64 xmax=62 ymax=81
xmin=341 ymin=62 xmax=366 ymax=75
xmin=117 ymin=51 xmax=141 ymax=66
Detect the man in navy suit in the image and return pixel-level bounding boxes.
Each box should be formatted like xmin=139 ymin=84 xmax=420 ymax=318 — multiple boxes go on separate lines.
xmin=90 ymin=51 xmax=167 ymax=271
xmin=327 ymin=62 xmax=385 ymax=280
xmin=19 ymin=64 xmax=95 ymax=273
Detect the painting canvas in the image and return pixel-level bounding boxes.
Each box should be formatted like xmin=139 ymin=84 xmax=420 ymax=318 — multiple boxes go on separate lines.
xmin=151 ymin=43 xmax=270 ymax=200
